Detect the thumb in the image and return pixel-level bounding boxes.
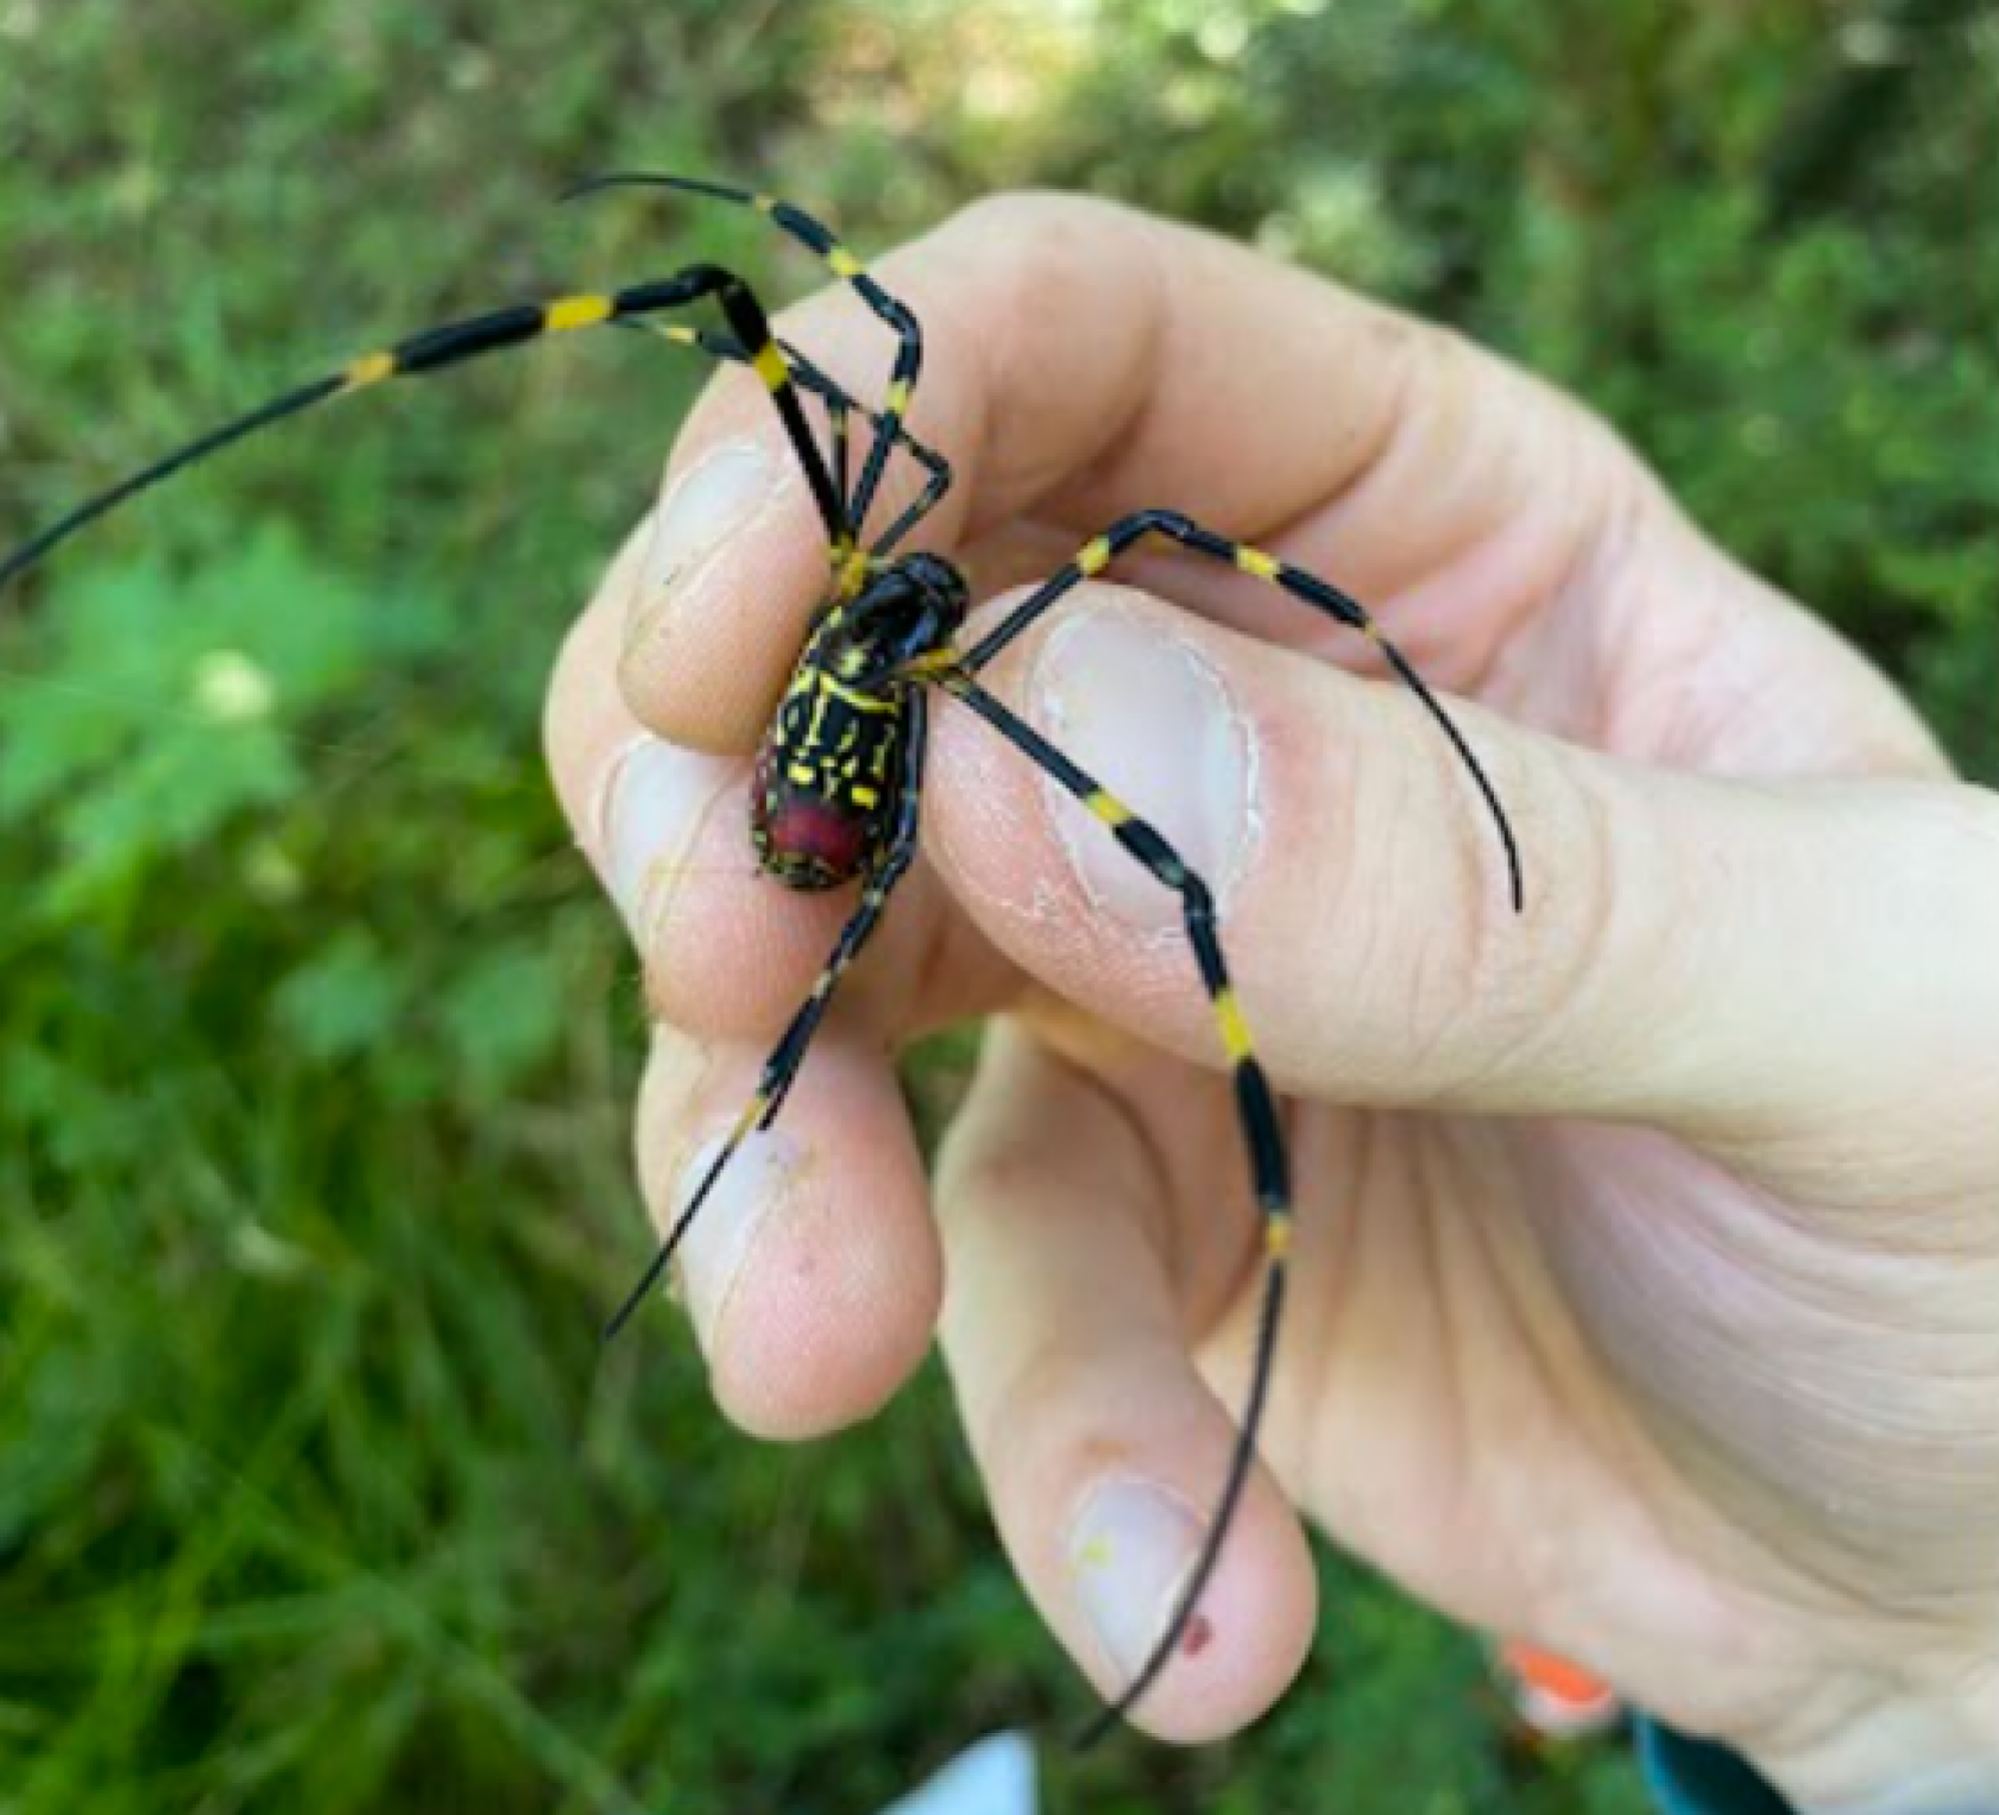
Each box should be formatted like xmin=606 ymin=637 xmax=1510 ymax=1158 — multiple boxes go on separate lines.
xmin=922 ymin=585 xmax=1999 ymax=1169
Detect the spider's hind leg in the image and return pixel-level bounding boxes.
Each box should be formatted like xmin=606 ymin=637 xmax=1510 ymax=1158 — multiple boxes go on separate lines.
xmin=601 ymin=691 xmax=930 ymax=1342
xmin=929 ymin=665 xmax=1292 ymax=1742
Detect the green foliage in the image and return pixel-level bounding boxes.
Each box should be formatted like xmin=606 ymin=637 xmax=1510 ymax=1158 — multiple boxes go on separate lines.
xmin=2 ymin=532 xmax=368 ymax=911
xmin=0 ymin=1 xmax=1985 ymax=1811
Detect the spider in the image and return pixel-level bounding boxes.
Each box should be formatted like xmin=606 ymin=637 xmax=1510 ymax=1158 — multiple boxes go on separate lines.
xmin=0 ymin=174 xmax=1524 ymax=1743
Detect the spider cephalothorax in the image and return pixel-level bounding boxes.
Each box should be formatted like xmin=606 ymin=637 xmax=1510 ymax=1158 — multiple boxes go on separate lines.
xmin=0 ymin=174 xmax=1521 ymax=1744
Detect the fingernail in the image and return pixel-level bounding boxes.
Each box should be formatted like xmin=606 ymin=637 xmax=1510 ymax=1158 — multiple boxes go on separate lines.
xmin=672 ymin=1126 xmax=802 ymax=1357
xmin=628 ymin=440 xmax=776 ymax=649
xmin=1032 ymin=606 xmax=1259 ymax=931
xmin=1067 ymin=1476 xmax=1206 ymax=1683
xmin=599 ymin=735 xmax=739 ymax=942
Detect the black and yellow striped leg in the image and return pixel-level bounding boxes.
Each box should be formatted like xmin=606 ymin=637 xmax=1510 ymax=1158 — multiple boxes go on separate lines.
xmin=960 ymin=508 xmax=1524 ymax=912
xmin=769 ymin=333 xmax=950 ymax=556
xmin=928 ymin=666 xmax=1292 ymax=1743
xmin=601 ymin=690 xmax=931 ymax=1344
xmin=567 ymin=173 xmax=926 ymax=542
xmin=867 ymin=443 xmax=954 ymax=557
xmin=617 ymin=321 xmax=954 ymax=562
xmin=623 ymin=318 xmax=851 ymax=506
xmin=0 ymin=265 xmax=845 ymax=591
xmin=777 ymin=336 xmax=952 ymax=543
xmin=824 ymin=381 xmax=854 ymax=508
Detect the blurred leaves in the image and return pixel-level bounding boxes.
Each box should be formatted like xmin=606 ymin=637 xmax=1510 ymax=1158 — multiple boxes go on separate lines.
xmin=2 ymin=530 xmax=366 ymax=913
xmin=272 ymin=929 xmax=408 ymax=1065
xmin=0 ymin=0 xmax=1988 ymax=1811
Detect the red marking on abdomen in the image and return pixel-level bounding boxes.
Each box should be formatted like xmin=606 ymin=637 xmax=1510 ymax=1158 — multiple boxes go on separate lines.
xmin=763 ymin=797 xmax=869 ymax=882
xmin=1180 ymin=1614 xmax=1214 ymax=1658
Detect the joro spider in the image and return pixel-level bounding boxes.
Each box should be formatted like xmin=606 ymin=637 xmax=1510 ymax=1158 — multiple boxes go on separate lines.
xmin=0 ymin=173 xmax=1524 ymax=1742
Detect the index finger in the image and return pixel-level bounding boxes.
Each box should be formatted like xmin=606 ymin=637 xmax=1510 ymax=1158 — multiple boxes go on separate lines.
xmin=618 ymin=191 xmax=1628 ymax=752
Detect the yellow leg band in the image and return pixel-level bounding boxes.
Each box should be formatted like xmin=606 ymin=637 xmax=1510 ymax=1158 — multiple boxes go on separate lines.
xmin=343 ymin=351 xmax=396 ymax=390
xmin=545 ymin=293 xmax=614 ymax=333
xmin=1215 ymin=988 xmax=1255 ymax=1063
xmin=753 ymin=342 xmax=791 ymax=391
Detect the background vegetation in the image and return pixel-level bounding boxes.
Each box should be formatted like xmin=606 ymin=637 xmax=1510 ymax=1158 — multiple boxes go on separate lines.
xmin=1 ymin=1 xmax=1990 ymax=1809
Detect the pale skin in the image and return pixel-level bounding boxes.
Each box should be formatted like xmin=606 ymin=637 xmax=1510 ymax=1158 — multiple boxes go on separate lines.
xmin=543 ymin=195 xmax=1999 ymax=1810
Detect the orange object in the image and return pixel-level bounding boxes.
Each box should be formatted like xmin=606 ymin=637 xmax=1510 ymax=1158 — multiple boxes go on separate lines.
xmin=1495 ymin=1640 xmax=1624 ymax=1739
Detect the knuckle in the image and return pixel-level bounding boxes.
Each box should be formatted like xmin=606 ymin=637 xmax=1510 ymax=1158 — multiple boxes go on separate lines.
xmin=943 ymin=189 xmax=1115 ymax=258
xmin=1475 ymin=754 xmax=1665 ymax=1108
xmin=937 ymin=192 xmax=1146 ymax=344
xmin=1398 ymin=737 xmax=1624 ymax=1102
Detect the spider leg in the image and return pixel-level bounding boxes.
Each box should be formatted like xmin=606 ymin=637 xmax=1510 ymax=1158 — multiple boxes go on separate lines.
xmin=615 ymin=320 xmax=952 ymax=564
xmin=960 ymin=508 xmax=1523 ymax=912
xmin=927 ymin=665 xmax=1291 ymax=1744
xmin=777 ymin=337 xmax=951 ymax=551
xmin=774 ymin=332 xmax=949 ymax=557
xmin=821 ymin=355 xmax=854 ymax=506
xmin=565 ymin=174 xmax=929 ymax=546
xmin=601 ymin=689 xmax=930 ymax=1343
xmin=0 ymin=265 xmax=846 ymax=592
xmin=866 ymin=440 xmax=954 ymax=558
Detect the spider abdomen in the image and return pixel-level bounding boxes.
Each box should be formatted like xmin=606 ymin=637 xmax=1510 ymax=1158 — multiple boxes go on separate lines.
xmin=751 ymin=657 xmax=905 ymax=891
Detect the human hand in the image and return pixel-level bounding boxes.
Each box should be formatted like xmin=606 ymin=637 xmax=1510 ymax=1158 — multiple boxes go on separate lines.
xmin=543 ymin=194 xmax=1999 ymax=1807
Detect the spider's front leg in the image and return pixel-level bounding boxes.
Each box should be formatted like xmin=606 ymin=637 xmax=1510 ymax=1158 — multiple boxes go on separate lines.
xmin=568 ymin=173 xmax=930 ymax=543
xmin=0 ymin=264 xmax=848 ymax=589
xmin=616 ymin=320 xmax=954 ymax=562
xmin=962 ymin=508 xmax=1523 ymax=912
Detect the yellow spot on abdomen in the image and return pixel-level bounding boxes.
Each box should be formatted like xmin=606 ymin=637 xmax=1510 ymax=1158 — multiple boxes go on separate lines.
xmin=820 ymin=673 xmax=897 ymax=713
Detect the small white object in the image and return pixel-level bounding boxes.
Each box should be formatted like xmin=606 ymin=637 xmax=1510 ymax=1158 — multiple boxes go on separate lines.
xmin=191 ymin=648 xmax=275 ymax=722
xmin=873 ymin=1731 xmax=1037 ymax=1815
